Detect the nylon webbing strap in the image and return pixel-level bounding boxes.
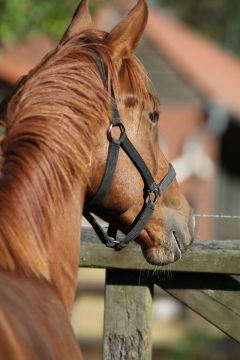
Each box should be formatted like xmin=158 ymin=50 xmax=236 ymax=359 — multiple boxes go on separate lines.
xmin=86 ymin=139 xmax=122 ymax=208
xmin=84 ymin=161 xmax=176 ymax=250
xmin=117 ymin=202 xmax=155 ymax=248
xmin=84 ymin=57 xmax=176 ymax=250
xmin=158 ymin=163 xmax=176 ymax=195
xmin=95 ymin=58 xmax=121 ymax=126
xmin=84 ymin=201 xmax=155 ymax=250
xmin=94 ymin=58 xmax=108 ymax=90
xmin=86 ymin=58 xmax=122 ymax=209
xmin=121 ymin=135 xmax=155 ymax=189
xmin=83 ymin=212 xmax=118 ymax=248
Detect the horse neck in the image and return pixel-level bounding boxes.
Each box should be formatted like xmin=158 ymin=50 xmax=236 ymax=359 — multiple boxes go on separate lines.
xmin=47 ymin=184 xmax=85 ymax=314
xmin=0 ymin=170 xmax=86 ymax=315
xmin=0 ymin=49 xmax=110 ymax=314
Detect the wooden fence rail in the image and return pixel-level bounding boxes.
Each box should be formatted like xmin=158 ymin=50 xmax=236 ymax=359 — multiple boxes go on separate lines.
xmin=80 ymin=227 xmax=240 ymax=359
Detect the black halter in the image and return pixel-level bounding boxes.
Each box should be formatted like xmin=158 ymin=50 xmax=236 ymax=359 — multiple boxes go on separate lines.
xmin=84 ymin=59 xmax=176 ymax=250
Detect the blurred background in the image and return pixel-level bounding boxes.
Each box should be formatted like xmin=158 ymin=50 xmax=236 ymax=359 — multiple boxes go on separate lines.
xmin=1 ymin=0 xmax=240 ymax=359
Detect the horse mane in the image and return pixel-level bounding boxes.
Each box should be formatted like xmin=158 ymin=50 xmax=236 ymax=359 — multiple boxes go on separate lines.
xmin=0 ymin=29 xmax=152 ymax=280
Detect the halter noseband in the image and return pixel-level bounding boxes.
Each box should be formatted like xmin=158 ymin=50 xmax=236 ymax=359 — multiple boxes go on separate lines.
xmin=84 ymin=59 xmax=176 ymax=250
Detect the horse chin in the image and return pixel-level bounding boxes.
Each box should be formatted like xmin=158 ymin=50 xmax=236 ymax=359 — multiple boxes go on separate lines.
xmin=141 ymin=211 xmax=195 ymax=266
xmin=141 ymin=232 xmax=183 ymax=266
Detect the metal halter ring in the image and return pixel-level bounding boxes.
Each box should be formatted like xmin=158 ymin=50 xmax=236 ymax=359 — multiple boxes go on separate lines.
xmin=147 ymin=187 xmax=159 ymax=206
xmin=107 ymin=123 xmax=126 ymax=142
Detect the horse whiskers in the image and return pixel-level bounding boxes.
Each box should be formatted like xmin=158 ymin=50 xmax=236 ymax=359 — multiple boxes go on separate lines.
xmin=138 ymin=256 xmax=148 ymax=286
xmin=138 ymin=249 xmax=175 ymax=287
xmin=160 ymin=264 xmax=173 ymax=282
xmin=152 ymin=265 xmax=159 ymax=278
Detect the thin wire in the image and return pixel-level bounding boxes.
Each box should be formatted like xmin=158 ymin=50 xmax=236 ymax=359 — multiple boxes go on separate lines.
xmin=194 ymin=214 xmax=240 ymax=219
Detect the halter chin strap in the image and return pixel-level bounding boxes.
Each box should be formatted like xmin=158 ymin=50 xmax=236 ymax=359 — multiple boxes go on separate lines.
xmin=84 ymin=59 xmax=176 ymax=250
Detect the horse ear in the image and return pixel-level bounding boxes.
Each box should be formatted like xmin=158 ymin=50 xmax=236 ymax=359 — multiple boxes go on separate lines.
xmin=60 ymin=0 xmax=92 ymax=44
xmin=105 ymin=0 xmax=148 ymax=59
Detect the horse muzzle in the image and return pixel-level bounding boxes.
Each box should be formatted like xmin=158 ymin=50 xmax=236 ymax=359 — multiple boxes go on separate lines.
xmin=141 ymin=212 xmax=195 ymax=266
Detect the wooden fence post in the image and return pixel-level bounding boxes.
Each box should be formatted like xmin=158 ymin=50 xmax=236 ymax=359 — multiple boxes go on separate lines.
xmin=103 ymin=269 xmax=153 ymax=360
xmin=80 ymin=231 xmax=240 ymax=346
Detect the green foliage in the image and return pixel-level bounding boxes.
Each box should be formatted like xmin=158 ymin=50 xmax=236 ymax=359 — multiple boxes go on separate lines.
xmin=164 ymin=328 xmax=235 ymax=360
xmin=0 ymin=0 xmax=96 ymax=47
xmin=158 ymin=0 xmax=240 ymax=55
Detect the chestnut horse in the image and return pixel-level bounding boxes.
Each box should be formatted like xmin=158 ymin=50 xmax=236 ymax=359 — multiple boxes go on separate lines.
xmin=0 ymin=0 xmax=194 ymax=358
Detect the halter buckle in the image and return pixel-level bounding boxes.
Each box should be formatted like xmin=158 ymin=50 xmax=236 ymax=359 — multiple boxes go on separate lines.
xmin=107 ymin=123 xmax=126 ymax=142
xmin=106 ymin=239 xmax=121 ymax=249
xmin=147 ymin=185 xmax=159 ymax=207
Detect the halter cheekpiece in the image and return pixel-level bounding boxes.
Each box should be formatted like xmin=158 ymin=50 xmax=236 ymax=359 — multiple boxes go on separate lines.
xmin=84 ymin=58 xmax=176 ymax=250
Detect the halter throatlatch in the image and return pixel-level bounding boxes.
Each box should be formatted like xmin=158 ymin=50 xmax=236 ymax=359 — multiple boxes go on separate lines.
xmin=84 ymin=59 xmax=176 ymax=250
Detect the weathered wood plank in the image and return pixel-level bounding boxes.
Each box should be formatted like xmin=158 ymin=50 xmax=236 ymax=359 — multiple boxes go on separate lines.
xmin=80 ymin=227 xmax=240 ymax=274
xmin=103 ymin=270 xmax=153 ymax=360
xmin=80 ymin=228 xmax=240 ymax=344
xmin=155 ymin=273 xmax=240 ymax=343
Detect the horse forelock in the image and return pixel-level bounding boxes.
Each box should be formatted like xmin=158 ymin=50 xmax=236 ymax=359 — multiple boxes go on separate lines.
xmin=0 ymin=29 xmax=152 ymax=279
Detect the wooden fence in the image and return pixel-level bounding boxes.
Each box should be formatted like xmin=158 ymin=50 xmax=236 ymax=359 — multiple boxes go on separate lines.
xmin=80 ymin=227 xmax=240 ymax=359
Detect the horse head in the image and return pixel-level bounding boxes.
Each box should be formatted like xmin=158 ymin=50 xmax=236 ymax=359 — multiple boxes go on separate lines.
xmin=77 ymin=0 xmax=195 ymax=265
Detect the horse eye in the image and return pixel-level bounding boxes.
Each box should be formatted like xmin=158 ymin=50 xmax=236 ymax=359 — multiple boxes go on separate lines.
xmin=149 ymin=110 xmax=159 ymax=124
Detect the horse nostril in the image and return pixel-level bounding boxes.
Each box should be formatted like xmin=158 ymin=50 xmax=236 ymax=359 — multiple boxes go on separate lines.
xmin=190 ymin=215 xmax=196 ymax=235
xmin=173 ymin=231 xmax=185 ymax=253
xmin=172 ymin=232 xmax=182 ymax=261
xmin=192 ymin=215 xmax=196 ymax=231
xmin=174 ymin=245 xmax=182 ymax=261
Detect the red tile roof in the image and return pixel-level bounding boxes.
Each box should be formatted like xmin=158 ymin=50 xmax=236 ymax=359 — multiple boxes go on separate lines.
xmin=146 ymin=8 xmax=240 ymax=117
xmin=1 ymin=2 xmax=240 ymax=119
xmin=159 ymin=106 xmax=204 ymax=159
xmin=0 ymin=36 xmax=54 ymax=84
